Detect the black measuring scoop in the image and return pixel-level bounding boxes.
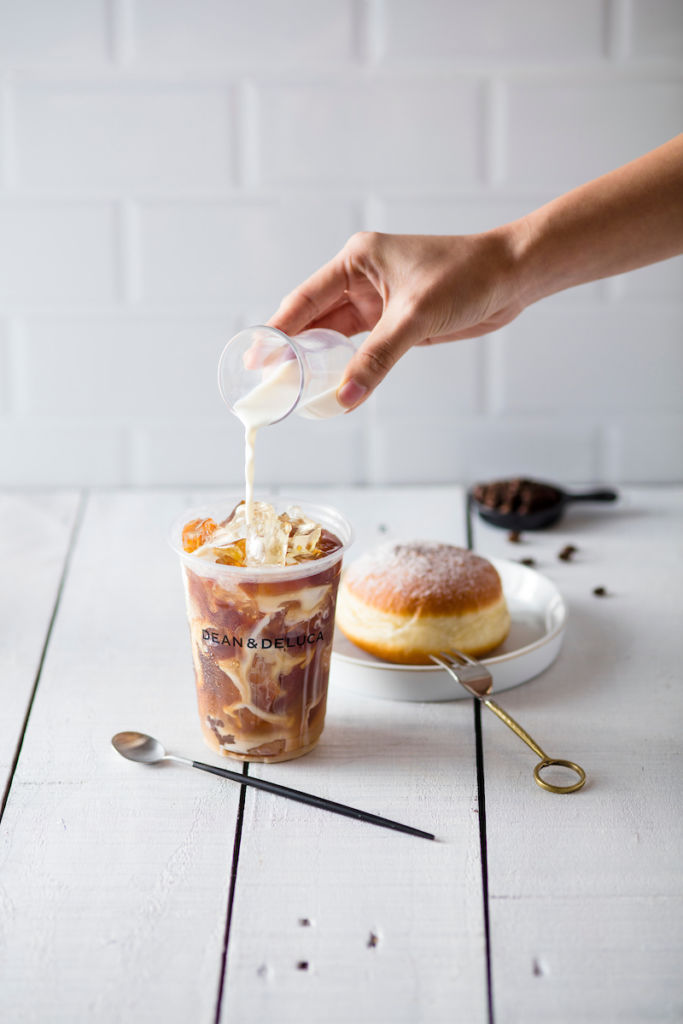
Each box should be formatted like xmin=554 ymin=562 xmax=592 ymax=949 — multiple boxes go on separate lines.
xmin=470 ymin=477 xmax=618 ymax=531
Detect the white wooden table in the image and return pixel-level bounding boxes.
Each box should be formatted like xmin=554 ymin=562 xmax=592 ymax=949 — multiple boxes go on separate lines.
xmin=1 ymin=485 xmax=681 ymax=1023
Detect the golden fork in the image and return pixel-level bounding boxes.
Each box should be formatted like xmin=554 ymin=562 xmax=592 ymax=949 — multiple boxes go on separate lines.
xmin=431 ymin=649 xmax=586 ymax=794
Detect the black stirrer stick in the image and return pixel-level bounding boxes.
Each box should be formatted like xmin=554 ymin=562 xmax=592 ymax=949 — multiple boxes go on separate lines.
xmin=192 ymin=758 xmax=435 ymax=840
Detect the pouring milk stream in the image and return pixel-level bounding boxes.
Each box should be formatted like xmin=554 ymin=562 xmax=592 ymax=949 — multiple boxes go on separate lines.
xmin=219 ymin=327 xmax=355 ymax=527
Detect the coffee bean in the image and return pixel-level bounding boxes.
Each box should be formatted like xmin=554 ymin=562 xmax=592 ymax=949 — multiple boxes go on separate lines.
xmin=508 ymin=531 xmax=522 ymax=543
xmin=593 ymin=586 xmax=608 ymax=597
xmin=558 ymin=544 xmax=578 ymax=561
xmin=519 ymin=557 xmax=536 ymax=567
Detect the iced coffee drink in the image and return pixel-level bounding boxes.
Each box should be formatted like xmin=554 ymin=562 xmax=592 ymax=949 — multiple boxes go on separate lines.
xmin=172 ymin=498 xmax=351 ymax=763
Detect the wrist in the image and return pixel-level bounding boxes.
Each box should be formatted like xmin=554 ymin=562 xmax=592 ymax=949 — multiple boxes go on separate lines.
xmin=496 ymin=215 xmax=545 ymax=309
xmin=475 ymin=219 xmax=537 ymax=316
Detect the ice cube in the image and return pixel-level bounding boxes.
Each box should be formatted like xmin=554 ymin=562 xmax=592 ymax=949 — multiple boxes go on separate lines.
xmin=182 ymin=517 xmax=218 ymax=553
xmin=191 ymin=503 xmax=246 ymax=558
xmin=214 ymin=539 xmax=247 ymax=566
xmin=284 ymin=506 xmax=322 ymax=563
xmin=217 ymin=501 xmax=248 ymax=541
xmin=246 ymin=502 xmax=292 ymax=566
xmin=188 ymin=500 xmax=326 ymax=567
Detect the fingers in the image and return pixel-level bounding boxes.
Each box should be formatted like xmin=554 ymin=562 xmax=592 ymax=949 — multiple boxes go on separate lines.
xmin=300 ymin=301 xmax=369 ymax=338
xmin=267 ymin=232 xmax=442 ymax=410
xmin=267 ymin=251 xmax=350 ymax=336
xmin=337 ymin=305 xmax=424 ymax=410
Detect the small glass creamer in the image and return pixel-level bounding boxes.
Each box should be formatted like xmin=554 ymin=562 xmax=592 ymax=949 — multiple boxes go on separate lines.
xmin=217 ymin=326 xmax=356 ymax=425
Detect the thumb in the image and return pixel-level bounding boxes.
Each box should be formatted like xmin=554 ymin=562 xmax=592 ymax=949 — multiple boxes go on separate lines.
xmin=336 ymin=306 xmax=423 ymax=410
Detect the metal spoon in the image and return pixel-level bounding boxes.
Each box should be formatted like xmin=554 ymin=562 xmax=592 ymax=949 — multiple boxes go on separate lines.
xmin=111 ymin=731 xmax=435 ymax=840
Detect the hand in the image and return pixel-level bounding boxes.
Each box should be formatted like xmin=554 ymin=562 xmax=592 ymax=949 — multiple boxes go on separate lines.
xmin=267 ymin=228 xmax=527 ymax=409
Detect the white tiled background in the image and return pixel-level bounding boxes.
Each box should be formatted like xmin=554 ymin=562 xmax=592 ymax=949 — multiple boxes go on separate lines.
xmin=0 ymin=0 xmax=682 ymax=487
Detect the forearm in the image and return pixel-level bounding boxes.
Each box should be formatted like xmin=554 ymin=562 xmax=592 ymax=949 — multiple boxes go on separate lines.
xmin=510 ymin=134 xmax=683 ymax=306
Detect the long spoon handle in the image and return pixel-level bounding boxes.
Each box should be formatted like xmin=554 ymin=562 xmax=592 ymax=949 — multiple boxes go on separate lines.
xmin=191 ymin=759 xmax=435 ymax=841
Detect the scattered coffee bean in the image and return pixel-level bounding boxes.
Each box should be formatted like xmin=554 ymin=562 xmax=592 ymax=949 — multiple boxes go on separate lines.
xmin=593 ymin=586 xmax=608 ymax=597
xmin=558 ymin=544 xmax=578 ymax=562
xmin=519 ymin=557 xmax=536 ymax=567
xmin=508 ymin=530 xmax=522 ymax=543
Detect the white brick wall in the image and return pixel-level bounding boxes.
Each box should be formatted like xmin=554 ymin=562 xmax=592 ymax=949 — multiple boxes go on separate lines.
xmin=629 ymin=0 xmax=683 ymax=59
xmin=378 ymin=0 xmax=608 ymax=62
xmin=135 ymin=199 xmax=356 ymax=313
xmin=252 ymin=78 xmax=484 ymax=188
xmin=0 ymin=0 xmax=681 ymax=487
xmin=14 ymin=85 xmax=235 ymax=191
xmin=0 ymin=202 xmax=119 ymax=306
xmin=0 ymin=320 xmax=8 ymax=414
xmin=17 ymin=316 xmax=235 ymax=416
xmin=499 ymin=307 xmax=683 ymax=415
xmin=0 ymin=0 xmax=109 ymax=64
xmin=132 ymin=0 xmax=357 ymax=68
xmin=505 ymin=78 xmax=683 ymax=186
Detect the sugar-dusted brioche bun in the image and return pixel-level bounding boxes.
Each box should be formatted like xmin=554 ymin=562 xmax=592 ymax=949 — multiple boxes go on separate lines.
xmin=336 ymin=540 xmax=510 ymax=665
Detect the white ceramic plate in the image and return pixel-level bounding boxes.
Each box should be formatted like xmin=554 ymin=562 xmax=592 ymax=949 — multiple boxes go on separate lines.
xmin=330 ymin=558 xmax=566 ymax=702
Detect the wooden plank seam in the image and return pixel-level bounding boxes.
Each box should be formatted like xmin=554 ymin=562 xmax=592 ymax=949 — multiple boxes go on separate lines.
xmin=0 ymin=489 xmax=88 ymax=824
xmin=467 ymin=493 xmax=495 ymax=1024
xmin=214 ymin=761 xmax=249 ymax=1024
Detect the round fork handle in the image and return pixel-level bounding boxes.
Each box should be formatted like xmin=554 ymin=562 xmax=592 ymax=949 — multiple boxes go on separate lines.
xmin=484 ymin=699 xmax=587 ymax=794
xmin=533 ymin=758 xmax=586 ymax=794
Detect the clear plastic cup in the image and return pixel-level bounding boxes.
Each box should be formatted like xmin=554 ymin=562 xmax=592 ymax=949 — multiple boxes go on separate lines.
xmin=217 ymin=326 xmax=356 ymax=423
xmin=170 ymin=497 xmax=353 ymax=763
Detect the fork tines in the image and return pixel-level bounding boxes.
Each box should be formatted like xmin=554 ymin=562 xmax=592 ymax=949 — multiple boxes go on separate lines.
xmin=430 ymin=649 xmax=493 ymax=698
xmin=436 ymin=648 xmax=479 ymax=666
